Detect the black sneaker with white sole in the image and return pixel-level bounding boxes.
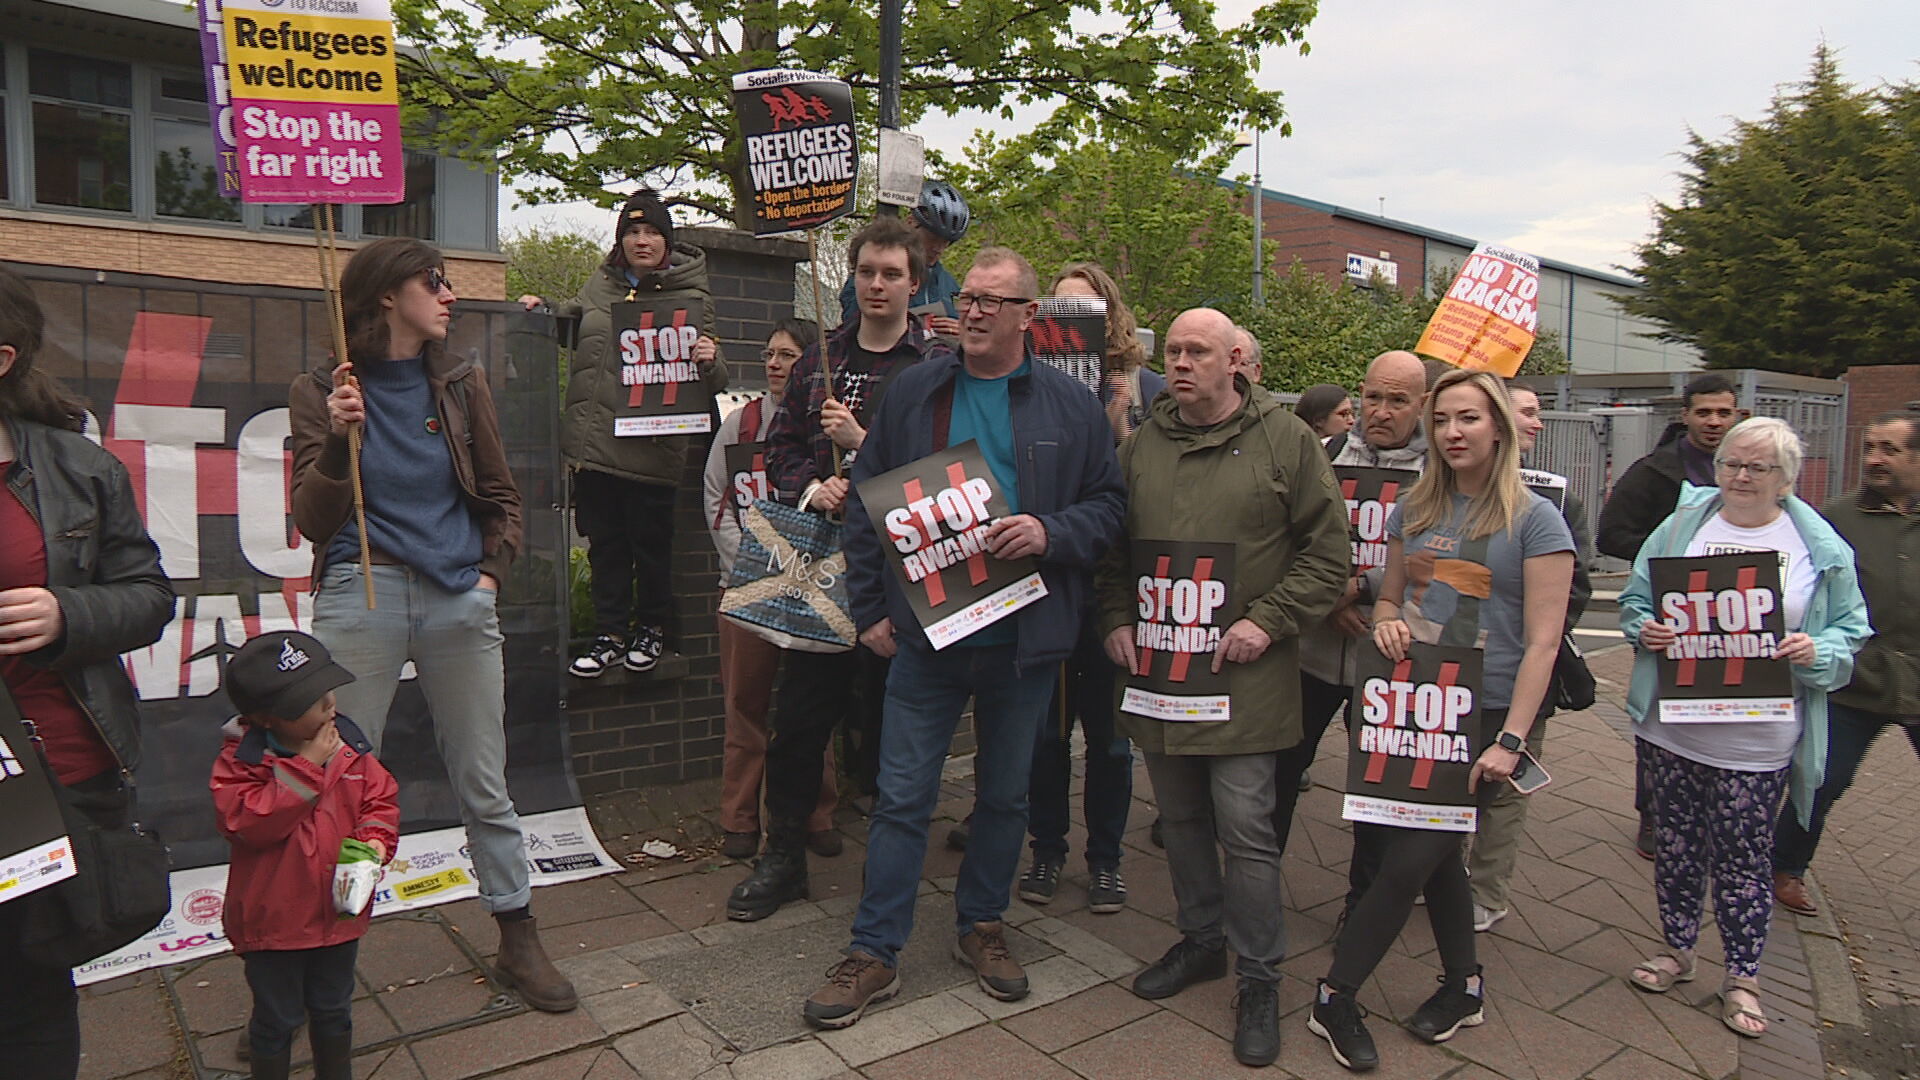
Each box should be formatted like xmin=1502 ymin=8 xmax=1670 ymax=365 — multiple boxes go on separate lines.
xmin=1405 ymin=972 xmax=1486 ymax=1043
xmin=570 ymin=634 xmax=623 ymax=678
xmin=1308 ymin=984 xmax=1379 ymax=1072
xmin=1087 ymin=865 xmax=1126 ymax=913
xmin=626 ymin=625 xmax=664 ymax=672
xmin=1017 ymin=857 xmax=1062 ymax=904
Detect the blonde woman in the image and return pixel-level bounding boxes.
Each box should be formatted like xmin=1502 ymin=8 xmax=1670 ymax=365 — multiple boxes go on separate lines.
xmin=1309 ymin=369 xmax=1574 ymax=1072
xmin=1052 ymin=262 xmax=1164 ymax=441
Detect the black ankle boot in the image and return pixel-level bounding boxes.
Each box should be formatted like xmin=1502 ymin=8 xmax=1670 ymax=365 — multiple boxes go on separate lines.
xmin=309 ymin=1028 xmax=354 ymax=1080
xmin=727 ymin=844 xmax=808 ymax=921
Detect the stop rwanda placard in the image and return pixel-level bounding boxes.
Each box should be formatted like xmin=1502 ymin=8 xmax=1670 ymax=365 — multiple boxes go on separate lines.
xmin=1336 ymin=466 xmax=1418 ymax=577
xmin=1120 ymin=539 xmax=1237 ymax=722
xmin=1648 ymin=552 xmax=1792 ymax=723
xmin=856 ymin=441 xmax=1048 ymax=650
xmin=1344 ymin=642 xmax=1485 ymax=832
xmin=610 ymin=297 xmax=713 ymax=436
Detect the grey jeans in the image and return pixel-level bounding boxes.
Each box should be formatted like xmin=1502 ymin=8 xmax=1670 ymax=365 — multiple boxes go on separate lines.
xmin=1143 ymin=751 xmax=1284 ymax=982
xmin=313 ymin=562 xmax=532 ymax=913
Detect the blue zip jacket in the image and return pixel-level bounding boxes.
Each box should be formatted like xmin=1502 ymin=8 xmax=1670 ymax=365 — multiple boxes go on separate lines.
xmin=1618 ymin=484 xmax=1871 ymax=826
xmin=844 ymin=350 xmax=1127 ymax=672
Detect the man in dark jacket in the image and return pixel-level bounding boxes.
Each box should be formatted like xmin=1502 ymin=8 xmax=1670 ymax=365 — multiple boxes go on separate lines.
xmin=1772 ymin=410 xmax=1920 ymax=917
xmin=799 ymin=247 xmax=1125 ymax=1031
xmin=1098 ymin=308 xmax=1349 ymax=1066
xmin=1596 ymin=372 xmax=1736 ymax=856
xmin=726 ymin=217 xmax=956 ymax=921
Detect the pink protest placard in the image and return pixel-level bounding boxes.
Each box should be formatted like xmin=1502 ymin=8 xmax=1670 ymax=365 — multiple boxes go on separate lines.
xmin=219 ymin=0 xmax=404 ymax=205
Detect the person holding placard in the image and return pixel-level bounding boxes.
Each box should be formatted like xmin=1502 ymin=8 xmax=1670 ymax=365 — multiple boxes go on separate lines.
xmin=798 ymin=247 xmax=1124 ymax=1031
xmin=1311 ymin=370 xmax=1573 ymax=1072
xmin=519 ymin=190 xmax=727 ymax=679
xmin=1016 ymin=262 xmax=1164 ymax=914
xmin=702 ymin=319 xmax=840 ymax=862
xmin=1098 ymin=308 xmax=1349 ymax=1066
xmin=294 ymin=238 xmax=578 ymax=1014
xmin=0 ymin=266 xmax=173 ymax=1080
xmin=1617 ymin=417 xmax=1868 ymax=1038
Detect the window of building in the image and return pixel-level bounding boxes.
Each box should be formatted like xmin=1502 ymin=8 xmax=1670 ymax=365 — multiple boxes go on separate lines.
xmin=29 ymin=50 xmax=133 ymax=211
xmin=152 ymin=72 xmax=239 ymax=222
xmin=362 ymin=153 xmax=437 ymax=240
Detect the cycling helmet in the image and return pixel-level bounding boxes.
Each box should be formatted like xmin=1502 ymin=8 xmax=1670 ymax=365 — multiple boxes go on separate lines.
xmin=912 ymin=180 xmax=971 ymax=243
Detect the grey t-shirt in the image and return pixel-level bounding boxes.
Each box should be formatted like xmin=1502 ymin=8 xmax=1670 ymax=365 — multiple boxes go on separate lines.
xmin=1388 ymin=492 xmax=1575 ymax=708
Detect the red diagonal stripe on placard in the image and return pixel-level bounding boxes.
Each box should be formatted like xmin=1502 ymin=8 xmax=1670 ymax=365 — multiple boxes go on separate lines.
xmin=903 ymin=477 xmax=946 ymax=607
xmin=1364 ymin=658 xmax=1413 ymax=784
xmin=1342 ymin=477 xmax=1360 ymax=523
xmin=627 ymin=309 xmax=657 ymax=408
xmin=1140 ymin=554 xmax=1171 ymax=677
xmin=1724 ymin=564 xmax=1760 ymax=685
xmin=1410 ymin=661 xmax=1460 ymax=790
xmin=661 ymin=309 xmax=687 ymax=407
xmin=947 ymin=461 xmax=989 ymax=586
xmin=1677 ymin=568 xmax=1709 ymax=687
xmin=1378 ymin=480 xmax=1400 ymax=506
xmin=1167 ymin=556 xmax=1214 ymax=684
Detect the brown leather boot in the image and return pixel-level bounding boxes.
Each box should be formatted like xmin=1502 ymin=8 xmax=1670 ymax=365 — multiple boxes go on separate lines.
xmin=1773 ymin=872 xmax=1818 ymax=916
xmin=493 ymin=915 xmax=579 ymax=1012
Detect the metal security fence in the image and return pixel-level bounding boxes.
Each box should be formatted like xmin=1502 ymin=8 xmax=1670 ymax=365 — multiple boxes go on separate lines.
xmin=1531 ymin=411 xmax=1606 ymax=522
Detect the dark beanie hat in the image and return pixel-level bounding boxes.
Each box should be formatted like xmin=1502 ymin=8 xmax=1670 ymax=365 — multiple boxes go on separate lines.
xmin=618 ymin=190 xmax=675 ymax=248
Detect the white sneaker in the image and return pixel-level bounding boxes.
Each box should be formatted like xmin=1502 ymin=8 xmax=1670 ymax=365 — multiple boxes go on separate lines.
xmin=1472 ymin=903 xmax=1507 ymax=933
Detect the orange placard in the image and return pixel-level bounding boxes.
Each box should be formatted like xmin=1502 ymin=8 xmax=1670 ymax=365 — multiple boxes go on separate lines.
xmin=1415 ymin=243 xmax=1540 ymax=377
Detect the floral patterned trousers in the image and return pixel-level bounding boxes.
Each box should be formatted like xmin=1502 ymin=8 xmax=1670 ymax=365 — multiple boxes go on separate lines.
xmin=1637 ymin=738 xmax=1789 ymax=980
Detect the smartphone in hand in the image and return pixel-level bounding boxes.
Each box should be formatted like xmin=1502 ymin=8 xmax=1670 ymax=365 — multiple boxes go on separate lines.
xmin=1508 ymin=748 xmax=1552 ymax=794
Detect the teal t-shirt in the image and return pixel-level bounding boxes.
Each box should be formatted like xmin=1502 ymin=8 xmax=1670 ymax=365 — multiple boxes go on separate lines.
xmin=945 ymin=360 xmax=1026 ymax=645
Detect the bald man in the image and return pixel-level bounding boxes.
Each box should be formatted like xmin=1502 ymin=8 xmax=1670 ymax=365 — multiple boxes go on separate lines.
xmin=1234 ymin=328 xmax=1265 ymax=384
xmin=1276 ymin=350 xmax=1431 ymax=866
xmin=1097 ymin=308 xmax=1349 ymax=1065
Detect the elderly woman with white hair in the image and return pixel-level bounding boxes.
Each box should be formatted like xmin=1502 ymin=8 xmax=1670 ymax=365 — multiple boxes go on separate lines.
xmin=1617 ymin=416 xmax=1869 ymax=1038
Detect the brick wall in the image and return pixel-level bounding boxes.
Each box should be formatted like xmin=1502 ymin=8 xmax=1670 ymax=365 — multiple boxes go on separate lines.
xmin=563 ymin=228 xmax=810 ymax=796
xmin=1250 ymin=199 xmax=1426 ymax=297
xmin=0 ymin=210 xmax=507 ymax=300
xmin=1840 ymin=363 xmax=1920 ymax=492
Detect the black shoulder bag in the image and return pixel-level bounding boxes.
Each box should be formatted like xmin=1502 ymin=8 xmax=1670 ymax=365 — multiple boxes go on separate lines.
xmin=0 ymin=684 xmax=171 ymax=969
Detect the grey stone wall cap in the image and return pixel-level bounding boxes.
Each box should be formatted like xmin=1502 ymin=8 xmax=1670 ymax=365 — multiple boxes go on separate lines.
xmin=682 ymin=226 xmax=810 ymax=262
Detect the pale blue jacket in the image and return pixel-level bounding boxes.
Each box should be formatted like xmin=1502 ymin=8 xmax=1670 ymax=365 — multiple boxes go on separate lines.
xmin=1618 ymin=484 xmax=1871 ymax=826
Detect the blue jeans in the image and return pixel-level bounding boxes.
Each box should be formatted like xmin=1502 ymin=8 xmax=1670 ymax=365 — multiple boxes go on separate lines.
xmin=850 ymin=640 xmax=1058 ymax=965
xmin=313 ymin=563 xmax=532 ymax=912
xmin=1775 ymin=701 xmax=1920 ymax=875
xmin=1028 ymin=628 xmax=1132 ymax=869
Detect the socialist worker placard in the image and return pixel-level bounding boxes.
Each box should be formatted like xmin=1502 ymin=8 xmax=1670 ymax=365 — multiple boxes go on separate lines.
xmin=731 ymin=69 xmax=858 ymax=235
xmin=1029 ymin=296 xmax=1107 ymax=395
xmin=856 ymin=441 xmax=1048 ymax=650
xmin=1119 ymin=539 xmax=1236 ymax=722
xmin=1649 ymin=552 xmax=1793 ymax=723
xmin=609 ymin=297 xmax=713 ymax=436
xmin=1344 ymin=643 xmax=1485 ymax=832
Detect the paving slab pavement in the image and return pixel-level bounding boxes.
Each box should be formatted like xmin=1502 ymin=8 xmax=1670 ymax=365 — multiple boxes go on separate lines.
xmin=81 ymin=643 xmax=1907 ymax=1078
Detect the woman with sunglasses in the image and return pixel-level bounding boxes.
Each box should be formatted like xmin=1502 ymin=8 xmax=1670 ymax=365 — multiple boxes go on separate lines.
xmin=290 ymin=237 xmax=579 ymax=1014
xmin=1617 ymin=416 xmax=1868 ymax=1037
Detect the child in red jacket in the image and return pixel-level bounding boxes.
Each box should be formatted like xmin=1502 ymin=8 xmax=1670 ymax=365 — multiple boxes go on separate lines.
xmin=213 ymin=631 xmax=399 ymax=1080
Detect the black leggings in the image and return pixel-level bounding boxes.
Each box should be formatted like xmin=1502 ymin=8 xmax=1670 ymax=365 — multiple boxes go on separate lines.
xmin=1327 ymin=824 xmax=1474 ymax=992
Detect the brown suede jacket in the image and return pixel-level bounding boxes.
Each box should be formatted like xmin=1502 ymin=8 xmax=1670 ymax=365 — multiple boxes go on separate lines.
xmin=288 ymin=348 xmax=522 ymax=585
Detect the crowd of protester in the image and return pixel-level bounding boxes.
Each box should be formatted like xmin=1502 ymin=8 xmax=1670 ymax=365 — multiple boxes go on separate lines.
xmin=2 ymin=178 xmax=1909 ymax=1076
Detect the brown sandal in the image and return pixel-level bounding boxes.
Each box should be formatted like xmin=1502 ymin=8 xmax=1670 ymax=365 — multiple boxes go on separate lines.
xmin=1720 ymin=976 xmax=1767 ymax=1038
xmin=1628 ymin=950 xmax=1696 ymax=993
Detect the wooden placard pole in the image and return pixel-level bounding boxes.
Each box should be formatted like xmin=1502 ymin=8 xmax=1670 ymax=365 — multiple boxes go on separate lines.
xmin=312 ymin=204 xmax=376 ymax=609
xmin=806 ymin=229 xmax=842 ymax=479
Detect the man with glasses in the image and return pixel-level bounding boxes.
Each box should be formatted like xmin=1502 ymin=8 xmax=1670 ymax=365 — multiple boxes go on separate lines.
xmin=728 ymin=217 xmax=954 ymax=921
xmin=1598 ymin=372 xmax=1738 ymax=857
xmin=799 ymin=247 xmax=1125 ymax=1029
xmin=1770 ymin=410 xmax=1920 ymax=917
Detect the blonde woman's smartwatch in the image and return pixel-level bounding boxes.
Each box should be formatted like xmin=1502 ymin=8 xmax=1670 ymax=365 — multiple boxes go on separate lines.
xmin=1495 ymin=731 xmax=1525 ymax=753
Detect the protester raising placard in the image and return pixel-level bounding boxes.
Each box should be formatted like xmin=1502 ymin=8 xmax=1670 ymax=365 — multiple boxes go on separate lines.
xmin=214 ymin=0 xmax=404 ymax=203
xmin=1029 ymin=296 xmax=1107 ymax=395
xmin=1344 ymin=643 xmax=1485 ymax=832
xmin=856 ymin=441 xmax=1049 ymax=649
xmin=1337 ymin=466 xmax=1418 ymax=576
xmin=1416 ymin=243 xmax=1540 ymax=377
xmin=731 ymin=69 xmax=858 ymax=236
xmin=1119 ymin=540 xmax=1236 ymax=722
xmin=610 ymin=296 xmax=714 ymax=436
xmin=1648 ymin=551 xmax=1794 ymax=723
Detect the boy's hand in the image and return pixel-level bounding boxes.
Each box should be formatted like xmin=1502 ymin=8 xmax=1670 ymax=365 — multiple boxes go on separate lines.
xmin=299 ymin=722 xmax=343 ymax=767
xmin=367 ymin=838 xmax=387 ymax=862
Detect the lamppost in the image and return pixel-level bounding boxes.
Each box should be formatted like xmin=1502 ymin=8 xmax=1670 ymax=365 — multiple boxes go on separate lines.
xmin=1234 ymin=130 xmax=1264 ymax=306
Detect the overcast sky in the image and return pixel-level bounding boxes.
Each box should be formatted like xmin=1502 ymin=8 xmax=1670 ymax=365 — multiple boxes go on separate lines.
xmin=506 ymin=1 xmax=1920 ymax=277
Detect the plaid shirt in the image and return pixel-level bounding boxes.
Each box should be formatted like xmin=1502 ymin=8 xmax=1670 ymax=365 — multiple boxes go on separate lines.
xmin=764 ymin=316 xmax=954 ymax=505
